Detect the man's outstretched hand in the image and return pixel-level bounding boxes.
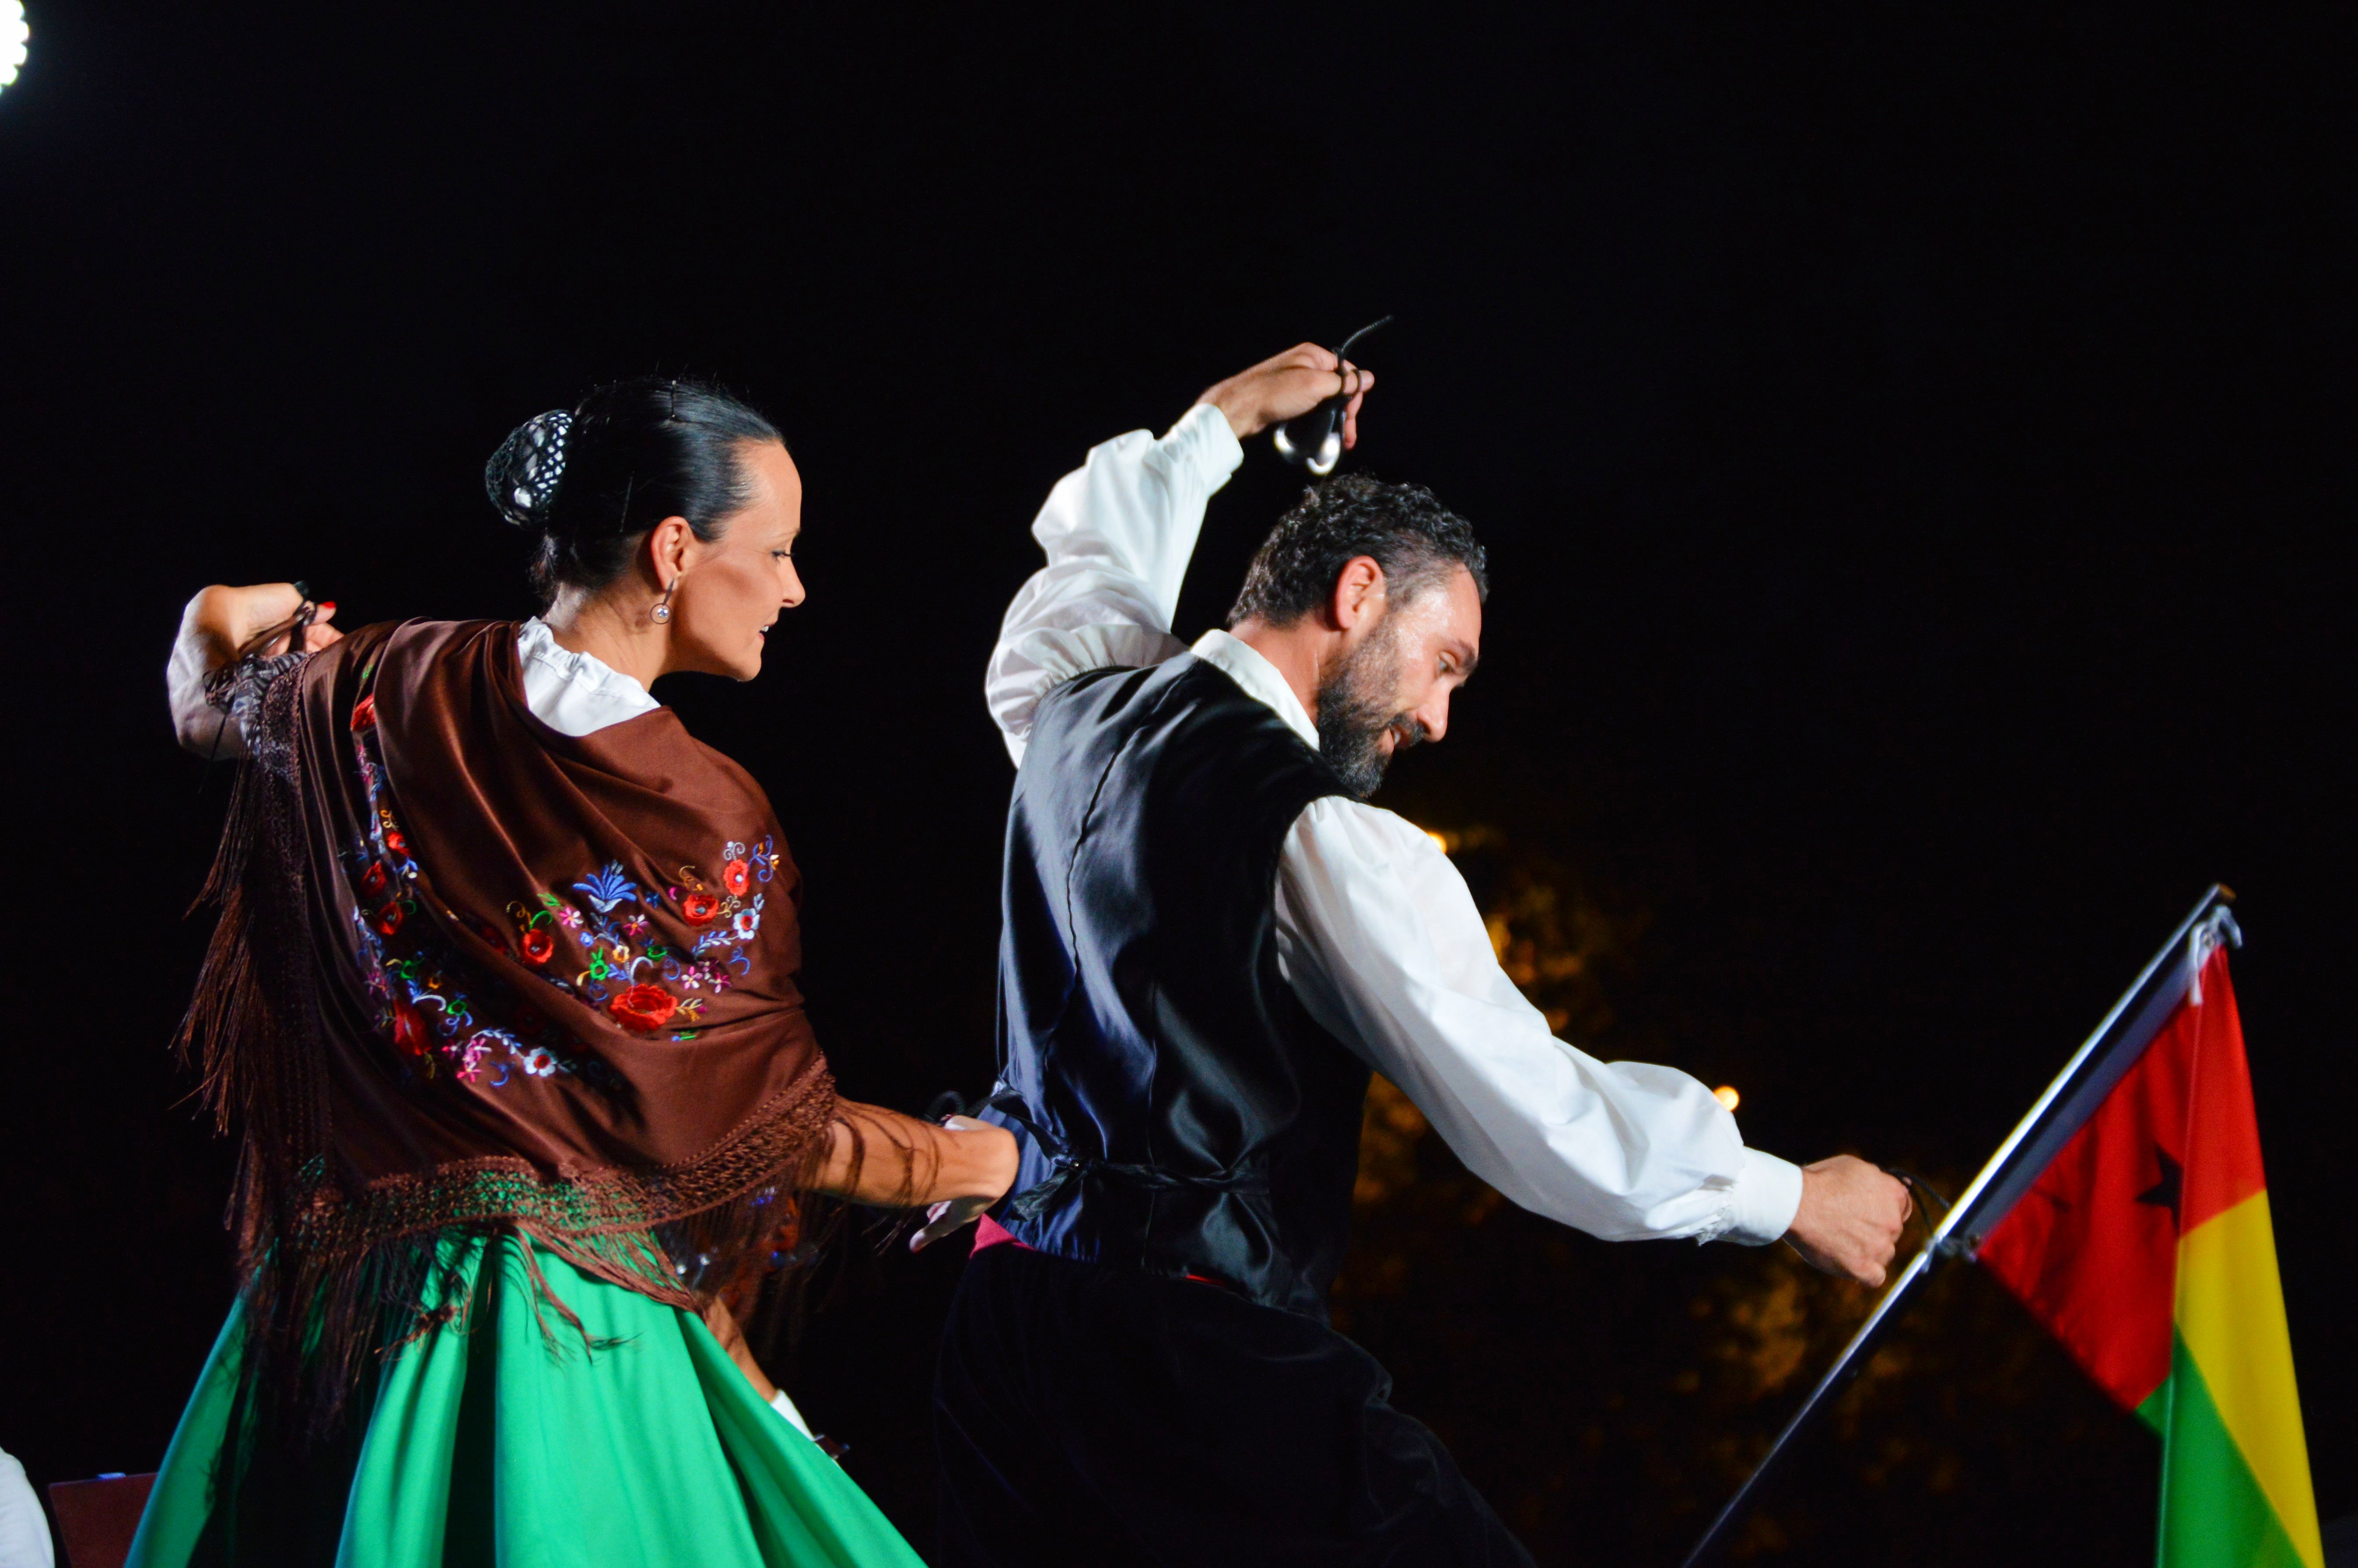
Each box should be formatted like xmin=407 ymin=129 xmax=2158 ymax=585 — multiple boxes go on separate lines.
xmin=1784 ymin=1155 xmax=1913 ymax=1287
xmin=1200 ymin=343 xmax=1375 ymax=447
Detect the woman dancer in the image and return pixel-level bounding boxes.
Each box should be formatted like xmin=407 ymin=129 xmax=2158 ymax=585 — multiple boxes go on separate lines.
xmin=136 ymin=379 xmax=1013 ymax=1566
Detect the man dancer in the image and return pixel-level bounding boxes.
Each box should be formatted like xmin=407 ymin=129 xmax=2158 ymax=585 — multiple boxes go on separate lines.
xmin=934 ymin=345 xmax=1911 ymax=1565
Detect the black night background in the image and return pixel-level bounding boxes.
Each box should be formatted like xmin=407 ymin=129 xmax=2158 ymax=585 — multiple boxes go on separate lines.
xmin=0 ymin=6 xmax=2350 ymax=1563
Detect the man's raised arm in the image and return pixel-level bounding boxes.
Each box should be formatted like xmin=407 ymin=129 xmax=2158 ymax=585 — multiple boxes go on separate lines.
xmin=983 ymin=345 xmax=1375 ymax=764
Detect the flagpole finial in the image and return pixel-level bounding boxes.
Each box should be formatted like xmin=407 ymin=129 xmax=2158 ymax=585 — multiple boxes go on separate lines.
xmin=2188 ymin=901 xmax=2242 ymax=1005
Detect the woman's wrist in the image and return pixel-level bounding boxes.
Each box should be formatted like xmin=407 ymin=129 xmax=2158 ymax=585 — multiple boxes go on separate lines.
xmin=814 ymin=1105 xmax=1019 ymax=1208
xmin=938 ymin=1116 xmax=1019 ymax=1203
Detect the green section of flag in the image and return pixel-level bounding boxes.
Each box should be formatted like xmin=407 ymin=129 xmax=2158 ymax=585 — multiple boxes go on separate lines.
xmin=2155 ymin=1333 xmax=2307 ymax=1568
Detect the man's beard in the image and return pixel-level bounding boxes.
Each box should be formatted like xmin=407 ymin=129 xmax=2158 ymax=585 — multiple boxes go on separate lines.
xmin=1315 ymin=617 xmax=1427 ymax=799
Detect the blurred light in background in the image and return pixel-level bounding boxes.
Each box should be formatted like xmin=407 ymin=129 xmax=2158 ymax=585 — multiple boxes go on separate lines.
xmin=1712 ymin=1085 xmax=1741 ymax=1111
xmin=0 ymin=1 xmax=25 ymax=93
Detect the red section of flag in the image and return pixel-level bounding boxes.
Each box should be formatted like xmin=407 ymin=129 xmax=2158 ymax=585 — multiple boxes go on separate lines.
xmin=2180 ymin=955 xmax=2264 ymax=1233
xmin=1974 ymin=955 xmax=2224 ymax=1411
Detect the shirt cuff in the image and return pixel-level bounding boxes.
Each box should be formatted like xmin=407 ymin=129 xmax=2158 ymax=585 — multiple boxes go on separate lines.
xmin=1721 ymin=1149 xmax=1806 ymax=1246
xmin=1164 ymin=402 xmax=1245 ymax=485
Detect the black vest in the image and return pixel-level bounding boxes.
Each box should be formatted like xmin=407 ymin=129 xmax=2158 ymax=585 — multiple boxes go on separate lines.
xmin=989 ymin=655 xmax=1369 ymax=1320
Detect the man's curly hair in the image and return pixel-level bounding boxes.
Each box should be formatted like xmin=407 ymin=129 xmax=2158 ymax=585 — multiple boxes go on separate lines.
xmin=1226 ymin=474 xmax=1487 ymax=629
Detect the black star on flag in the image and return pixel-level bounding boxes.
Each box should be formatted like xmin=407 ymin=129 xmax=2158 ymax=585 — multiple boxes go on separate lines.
xmin=2136 ymin=1146 xmax=2183 ymax=1233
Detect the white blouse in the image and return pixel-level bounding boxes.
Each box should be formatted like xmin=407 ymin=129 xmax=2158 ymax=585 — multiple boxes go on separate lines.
xmin=515 ymin=617 xmax=658 ymax=735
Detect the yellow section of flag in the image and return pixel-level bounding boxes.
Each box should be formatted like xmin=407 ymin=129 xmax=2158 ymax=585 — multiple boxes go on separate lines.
xmin=2175 ymin=1191 xmax=2323 ymax=1568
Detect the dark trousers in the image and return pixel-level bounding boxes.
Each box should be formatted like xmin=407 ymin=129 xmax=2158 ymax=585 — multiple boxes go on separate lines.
xmin=933 ymin=1244 xmax=1537 ymax=1568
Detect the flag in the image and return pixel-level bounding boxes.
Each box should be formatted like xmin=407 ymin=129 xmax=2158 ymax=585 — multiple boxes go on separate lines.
xmin=1977 ymin=938 xmax=2321 ymax=1568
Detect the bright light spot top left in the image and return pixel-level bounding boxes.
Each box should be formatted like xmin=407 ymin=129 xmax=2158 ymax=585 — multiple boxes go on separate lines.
xmin=0 ymin=1 xmax=27 ymax=92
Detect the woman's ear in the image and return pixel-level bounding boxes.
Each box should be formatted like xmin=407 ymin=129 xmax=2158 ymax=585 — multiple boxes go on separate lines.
xmin=647 ymin=515 xmax=698 ymax=588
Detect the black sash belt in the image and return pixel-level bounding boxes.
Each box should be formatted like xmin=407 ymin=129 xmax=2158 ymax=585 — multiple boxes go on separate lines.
xmin=984 ymin=1088 xmax=1270 ymax=1225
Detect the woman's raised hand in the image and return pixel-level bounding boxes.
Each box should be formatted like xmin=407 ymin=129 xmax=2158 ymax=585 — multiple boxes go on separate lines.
xmin=181 ymin=582 xmax=342 ymax=666
xmin=168 ymin=583 xmax=343 ymax=754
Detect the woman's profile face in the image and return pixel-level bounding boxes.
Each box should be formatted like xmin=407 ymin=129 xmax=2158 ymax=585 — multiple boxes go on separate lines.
xmin=668 ymin=440 xmax=805 ymax=681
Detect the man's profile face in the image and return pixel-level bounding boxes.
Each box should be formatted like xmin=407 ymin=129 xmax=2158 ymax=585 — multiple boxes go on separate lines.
xmin=1317 ymin=565 xmax=1483 ymax=797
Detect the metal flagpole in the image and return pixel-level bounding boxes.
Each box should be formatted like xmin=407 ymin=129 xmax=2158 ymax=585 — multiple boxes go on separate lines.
xmin=1675 ymin=1241 xmax=1944 ymax=1567
xmin=1678 ymin=884 xmax=2237 ymax=1568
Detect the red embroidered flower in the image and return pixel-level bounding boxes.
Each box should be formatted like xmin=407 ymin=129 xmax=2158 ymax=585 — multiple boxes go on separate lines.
xmin=510 ymin=1003 xmax=546 ymax=1038
xmin=389 ymin=997 xmax=426 ymax=1057
xmin=350 ymin=694 xmax=377 ymax=732
xmin=679 ymin=891 xmax=720 ymax=925
xmin=609 ymin=983 xmax=678 ymax=1033
xmin=519 ymin=927 xmax=555 ymax=966
xmin=385 ymin=829 xmax=408 ymax=857
xmin=360 ymin=862 xmax=388 ymax=897
xmin=722 ymin=859 xmax=751 ymax=896
xmin=376 ymin=902 xmax=404 ymax=937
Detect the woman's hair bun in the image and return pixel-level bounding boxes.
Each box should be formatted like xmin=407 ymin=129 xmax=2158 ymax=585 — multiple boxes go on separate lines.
xmin=484 ymin=409 xmax=575 ymax=530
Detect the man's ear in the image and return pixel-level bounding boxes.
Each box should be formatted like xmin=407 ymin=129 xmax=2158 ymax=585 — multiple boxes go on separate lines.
xmin=1329 ymin=556 xmax=1387 ymax=631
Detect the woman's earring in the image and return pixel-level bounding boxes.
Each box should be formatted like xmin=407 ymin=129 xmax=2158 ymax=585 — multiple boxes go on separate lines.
xmin=652 ymin=583 xmax=675 ymax=624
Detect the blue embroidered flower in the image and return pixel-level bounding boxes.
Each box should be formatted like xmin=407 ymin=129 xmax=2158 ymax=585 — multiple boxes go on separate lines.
xmin=572 ymin=862 xmax=644 ymax=915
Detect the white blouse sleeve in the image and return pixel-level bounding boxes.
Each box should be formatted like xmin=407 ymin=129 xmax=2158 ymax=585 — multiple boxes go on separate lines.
xmin=983 ymin=402 xmax=1244 ymax=765
xmin=1273 ymin=797 xmax=1805 ymax=1246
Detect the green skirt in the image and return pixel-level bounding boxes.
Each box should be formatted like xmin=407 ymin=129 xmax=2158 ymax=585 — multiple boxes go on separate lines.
xmin=125 ymin=1230 xmax=927 ymax=1568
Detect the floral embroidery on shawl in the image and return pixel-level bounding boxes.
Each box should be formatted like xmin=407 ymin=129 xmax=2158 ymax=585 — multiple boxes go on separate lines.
xmin=345 ymin=692 xmax=610 ymax=1088
xmin=344 ymin=693 xmax=786 ymax=1081
xmin=504 ymin=835 xmax=777 ymax=1037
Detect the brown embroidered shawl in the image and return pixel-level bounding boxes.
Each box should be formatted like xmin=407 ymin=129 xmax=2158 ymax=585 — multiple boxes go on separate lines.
xmin=187 ymin=619 xmax=840 ymax=1420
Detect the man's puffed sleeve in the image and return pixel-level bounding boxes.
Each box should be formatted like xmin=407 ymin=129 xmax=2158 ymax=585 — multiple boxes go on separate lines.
xmin=1273 ymin=798 xmax=1805 ymax=1245
xmin=983 ymin=403 xmax=1243 ymax=764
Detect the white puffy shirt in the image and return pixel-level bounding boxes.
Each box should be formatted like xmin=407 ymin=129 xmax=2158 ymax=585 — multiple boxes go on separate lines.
xmin=515 ymin=616 xmax=660 ymax=734
xmin=983 ymin=403 xmax=1804 ymax=1246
